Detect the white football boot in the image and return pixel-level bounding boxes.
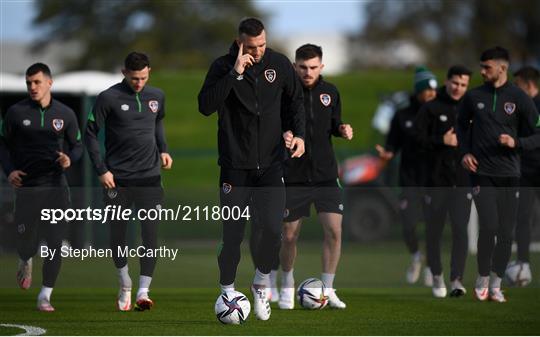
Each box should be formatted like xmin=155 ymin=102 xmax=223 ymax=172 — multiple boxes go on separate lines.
xmin=278 ymin=287 xmax=294 ymax=309
xmin=251 ymin=286 xmax=271 ymax=320
xmin=327 ymin=288 xmax=346 ymax=309
xmin=431 ymin=274 xmax=447 ymax=298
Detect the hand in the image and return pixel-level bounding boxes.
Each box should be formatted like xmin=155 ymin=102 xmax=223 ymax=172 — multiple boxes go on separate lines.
xmin=8 ymin=170 xmax=26 ymax=188
xmin=99 ymin=171 xmax=116 ymax=189
xmin=233 ymin=42 xmax=254 ymax=75
xmin=290 ymin=137 xmax=305 ymax=158
xmin=499 ymin=134 xmax=516 ymax=148
xmin=161 ymin=153 xmax=173 ymax=169
xmin=461 ymin=153 xmax=478 ymax=172
xmin=339 ymin=124 xmax=353 ymax=140
xmin=375 ymin=144 xmax=394 ymax=161
xmin=56 ymin=151 xmax=71 ymax=169
xmin=443 ymin=127 xmax=458 ymax=147
xmin=283 ymin=130 xmax=294 ymax=148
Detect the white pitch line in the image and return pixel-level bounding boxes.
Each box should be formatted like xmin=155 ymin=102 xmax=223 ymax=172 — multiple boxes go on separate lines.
xmin=0 ymin=323 xmax=47 ymax=336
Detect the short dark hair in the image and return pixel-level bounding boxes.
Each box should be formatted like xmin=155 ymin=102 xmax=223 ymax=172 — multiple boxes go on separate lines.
xmin=124 ymin=52 xmax=150 ymax=71
xmin=238 ymin=17 xmax=264 ymax=37
xmin=447 ymin=64 xmax=472 ymax=79
xmin=480 ymin=46 xmax=510 ymax=62
xmin=295 ymin=44 xmax=323 ymax=61
xmin=513 ymin=66 xmax=540 ymax=84
xmin=26 ymin=63 xmax=52 ymax=78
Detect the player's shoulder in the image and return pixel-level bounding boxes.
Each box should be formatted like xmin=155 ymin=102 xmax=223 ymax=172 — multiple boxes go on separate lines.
xmin=318 ymin=78 xmax=339 ymax=95
xmin=143 ymin=85 xmax=165 ymax=99
xmin=266 ymin=48 xmax=292 ymax=67
xmin=96 ymin=82 xmax=123 ymax=100
xmin=5 ymin=98 xmax=32 ymax=118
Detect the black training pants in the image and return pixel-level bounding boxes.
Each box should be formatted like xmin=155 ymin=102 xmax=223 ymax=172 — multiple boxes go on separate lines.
xmin=104 ymin=175 xmax=163 ymax=277
xmin=471 ymin=174 xmax=519 ymax=278
xmin=218 ymin=163 xmax=285 ymax=285
xmin=15 ymin=179 xmax=69 ymax=288
xmin=424 ymin=187 xmax=471 ymax=281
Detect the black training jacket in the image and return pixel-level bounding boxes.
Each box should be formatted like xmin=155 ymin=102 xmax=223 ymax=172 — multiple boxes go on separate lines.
xmin=198 ymin=42 xmax=305 ymax=169
xmin=521 ymin=95 xmax=540 ymax=177
xmin=457 ymin=81 xmax=540 ymax=177
xmin=385 ymin=95 xmax=428 ymax=187
xmin=415 ymin=87 xmax=469 ymax=186
xmin=85 ymin=80 xmax=168 ymax=179
xmin=0 ymin=98 xmax=82 ymax=185
xmin=283 ymin=77 xmax=343 ymax=183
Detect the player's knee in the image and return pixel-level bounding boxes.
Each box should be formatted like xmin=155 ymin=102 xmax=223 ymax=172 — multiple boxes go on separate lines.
xmin=282 ymin=229 xmax=299 ymax=244
xmin=324 ymin=227 xmax=341 ymax=244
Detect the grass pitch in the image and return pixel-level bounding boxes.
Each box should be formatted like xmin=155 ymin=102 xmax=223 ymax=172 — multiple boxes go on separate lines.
xmin=0 ymin=241 xmax=539 ymax=335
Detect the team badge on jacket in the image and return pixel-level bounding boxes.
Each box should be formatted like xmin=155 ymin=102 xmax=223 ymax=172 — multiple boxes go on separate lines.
xmin=504 ymin=102 xmax=516 ymax=115
xmin=320 ymin=93 xmax=331 ymax=106
xmin=222 ymin=183 xmax=232 ymax=194
xmin=149 ymin=100 xmax=159 ymax=113
xmin=52 ymin=119 xmax=64 ymax=131
xmin=264 ymin=69 xmax=276 ymax=83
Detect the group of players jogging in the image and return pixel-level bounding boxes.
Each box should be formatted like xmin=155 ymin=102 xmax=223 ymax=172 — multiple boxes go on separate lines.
xmin=1 ymin=17 xmax=538 ymax=318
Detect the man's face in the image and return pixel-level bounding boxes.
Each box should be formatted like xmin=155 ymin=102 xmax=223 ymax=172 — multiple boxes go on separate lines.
xmin=295 ymin=57 xmax=324 ymax=88
xmin=445 ymin=74 xmax=470 ymax=101
xmin=238 ymin=30 xmax=267 ymax=63
xmin=26 ymin=71 xmax=52 ymax=103
xmin=417 ymin=88 xmax=437 ymax=104
xmin=122 ymin=66 xmax=150 ymax=93
xmin=480 ymin=59 xmax=506 ymax=84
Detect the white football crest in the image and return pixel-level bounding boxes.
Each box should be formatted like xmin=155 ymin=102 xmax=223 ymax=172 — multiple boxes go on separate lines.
xmin=52 ymin=119 xmax=64 ymax=131
xmin=222 ymin=183 xmax=232 ymax=194
xmin=320 ymin=93 xmax=331 ymax=107
xmin=504 ymin=102 xmax=516 ymax=115
xmin=149 ymin=100 xmax=159 ymax=113
xmin=264 ymin=69 xmax=276 ymax=83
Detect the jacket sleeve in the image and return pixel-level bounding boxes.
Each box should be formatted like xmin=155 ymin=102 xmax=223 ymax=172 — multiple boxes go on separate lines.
xmin=457 ymin=93 xmax=473 ymax=157
xmin=198 ymin=58 xmax=236 ymax=116
xmin=331 ymin=90 xmax=343 ymax=137
xmin=65 ymin=111 xmax=83 ymax=163
xmin=155 ymin=94 xmax=168 ymax=153
xmin=385 ymin=111 xmax=402 ymax=153
xmin=516 ymin=94 xmax=540 ymax=151
xmin=282 ymin=61 xmax=305 ymax=139
xmin=84 ymin=94 xmax=109 ymax=176
xmin=0 ymin=112 xmax=15 ymax=176
xmin=414 ymin=104 xmax=443 ymax=151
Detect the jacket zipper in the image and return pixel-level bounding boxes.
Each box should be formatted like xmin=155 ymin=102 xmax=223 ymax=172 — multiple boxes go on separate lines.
xmin=308 ymin=88 xmax=314 ymax=182
xmin=39 ymin=107 xmax=46 ymax=127
xmin=255 ymin=77 xmax=260 ymax=170
xmin=492 ymin=88 xmax=497 ymax=113
xmin=136 ymin=93 xmax=142 ymax=112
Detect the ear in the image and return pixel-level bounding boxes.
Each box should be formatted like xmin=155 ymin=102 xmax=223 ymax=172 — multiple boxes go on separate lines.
xmin=121 ymin=68 xmax=127 ymax=77
xmin=320 ymin=63 xmax=325 ymax=71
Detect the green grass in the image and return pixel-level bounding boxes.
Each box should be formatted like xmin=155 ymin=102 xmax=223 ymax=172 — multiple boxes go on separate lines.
xmin=0 ymin=242 xmax=539 ymax=335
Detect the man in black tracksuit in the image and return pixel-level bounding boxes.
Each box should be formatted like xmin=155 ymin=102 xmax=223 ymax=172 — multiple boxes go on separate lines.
xmin=505 ymin=66 xmax=540 ymax=284
xmin=415 ymin=65 xmax=472 ymax=298
xmin=376 ymin=66 xmax=438 ymax=286
xmin=457 ymin=47 xmax=540 ymax=302
xmin=85 ymin=52 xmax=172 ymax=311
xmin=277 ymin=44 xmax=352 ymax=310
xmin=198 ymin=18 xmax=305 ymax=321
xmin=0 ymin=63 xmax=82 ymax=311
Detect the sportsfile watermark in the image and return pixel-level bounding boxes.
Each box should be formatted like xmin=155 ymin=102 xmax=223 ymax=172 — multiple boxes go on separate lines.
xmin=40 ymin=205 xmax=251 ymax=224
